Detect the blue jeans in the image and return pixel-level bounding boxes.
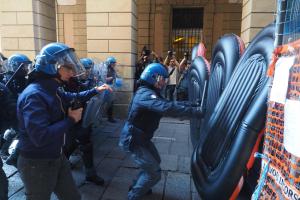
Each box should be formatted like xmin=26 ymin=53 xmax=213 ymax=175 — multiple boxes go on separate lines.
xmin=128 ymin=142 xmax=161 ymax=200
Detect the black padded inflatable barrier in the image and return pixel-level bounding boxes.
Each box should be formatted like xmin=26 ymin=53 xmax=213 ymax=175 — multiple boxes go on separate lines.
xmin=191 ymin=24 xmax=275 ymax=199
xmin=189 ymin=34 xmax=244 ymax=148
xmin=188 ymin=56 xmax=209 ymax=147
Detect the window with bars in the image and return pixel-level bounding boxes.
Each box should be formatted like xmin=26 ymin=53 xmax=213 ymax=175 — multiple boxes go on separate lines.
xmin=171 ymin=8 xmax=204 ymax=59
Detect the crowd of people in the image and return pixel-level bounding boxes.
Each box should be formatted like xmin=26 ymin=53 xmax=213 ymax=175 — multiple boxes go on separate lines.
xmin=0 ymin=43 xmax=200 ymax=200
xmin=134 ymin=47 xmax=191 ymax=102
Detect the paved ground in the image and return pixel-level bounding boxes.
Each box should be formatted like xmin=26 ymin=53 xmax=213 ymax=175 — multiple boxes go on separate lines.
xmin=3 ymin=117 xmax=200 ymax=200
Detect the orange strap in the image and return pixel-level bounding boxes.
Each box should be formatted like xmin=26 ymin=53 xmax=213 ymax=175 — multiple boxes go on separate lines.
xmin=230 ymin=176 xmax=244 ymax=200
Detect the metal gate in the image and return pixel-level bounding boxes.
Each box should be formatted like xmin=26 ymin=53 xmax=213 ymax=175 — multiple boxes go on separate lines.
xmin=171 ymin=8 xmax=204 ymax=59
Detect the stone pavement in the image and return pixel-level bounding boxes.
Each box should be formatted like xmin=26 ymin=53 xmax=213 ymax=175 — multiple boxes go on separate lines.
xmin=3 ymin=117 xmax=200 ymax=200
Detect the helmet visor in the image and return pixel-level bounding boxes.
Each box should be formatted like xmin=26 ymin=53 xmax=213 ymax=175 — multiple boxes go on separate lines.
xmin=56 ymin=49 xmax=85 ymax=78
xmin=5 ymin=61 xmax=31 ymax=73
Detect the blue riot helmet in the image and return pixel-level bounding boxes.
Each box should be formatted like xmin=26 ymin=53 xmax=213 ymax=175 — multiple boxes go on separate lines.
xmin=6 ymin=54 xmax=32 ymax=77
xmin=106 ymin=56 xmax=117 ymax=66
xmin=140 ymin=63 xmax=168 ymax=87
xmin=80 ymin=58 xmax=94 ymax=81
xmin=35 ymin=42 xmax=85 ymax=78
xmin=80 ymin=58 xmax=94 ymax=70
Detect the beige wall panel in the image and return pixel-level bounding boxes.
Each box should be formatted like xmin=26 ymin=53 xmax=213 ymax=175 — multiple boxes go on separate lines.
xmin=86 ymin=13 xmax=108 ymax=26
xmin=252 ymin=0 xmax=276 ymax=12
xmin=241 ymin=13 xmax=251 ymax=32
xmin=117 ymin=66 xmax=135 ymax=79
xmin=86 ymin=0 xmax=132 ymax=12
xmin=242 ymin=0 xmax=252 ymax=18
xmin=87 ymin=40 xmax=109 ymax=52
xmin=74 ymin=28 xmax=87 ymax=36
xmin=74 ymin=43 xmax=87 ymax=51
xmin=2 ymin=38 xmax=19 ymax=50
xmin=74 ymin=35 xmax=86 ymax=43
xmin=19 ymin=38 xmax=35 ymax=50
xmin=74 ymin=20 xmax=86 ymax=28
xmin=2 ymin=0 xmax=33 ymax=12
xmin=2 ymin=25 xmax=34 ymax=37
xmin=63 ymin=14 xmax=74 ymax=47
xmin=2 ymin=12 xmax=17 ymax=25
xmin=251 ymin=13 xmax=274 ymax=27
xmin=74 ymin=14 xmax=86 ymax=20
xmin=109 ymin=40 xmax=134 ymax=53
xmin=109 ymin=13 xmax=132 ymax=26
xmin=17 ymin=12 xmax=34 ymax=25
xmin=87 ymin=27 xmax=133 ymax=40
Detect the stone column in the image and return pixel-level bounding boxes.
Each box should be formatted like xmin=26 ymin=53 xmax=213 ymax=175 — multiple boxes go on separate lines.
xmin=241 ymin=0 xmax=276 ymax=46
xmin=1 ymin=0 xmax=56 ymax=60
xmin=86 ymin=0 xmax=137 ymax=117
xmin=56 ymin=0 xmax=87 ymax=58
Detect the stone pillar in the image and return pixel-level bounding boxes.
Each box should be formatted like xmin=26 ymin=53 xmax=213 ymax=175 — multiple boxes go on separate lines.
xmin=1 ymin=0 xmax=56 ymax=60
xmin=241 ymin=0 xmax=276 ymax=46
xmin=137 ymin=0 xmax=153 ymax=55
xmin=56 ymin=0 xmax=87 ymax=58
xmin=86 ymin=0 xmax=137 ymax=118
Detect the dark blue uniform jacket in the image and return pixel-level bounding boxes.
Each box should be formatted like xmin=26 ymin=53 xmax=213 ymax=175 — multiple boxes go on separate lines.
xmin=119 ymin=84 xmax=199 ymax=151
xmin=17 ymin=78 xmax=98 ymax=159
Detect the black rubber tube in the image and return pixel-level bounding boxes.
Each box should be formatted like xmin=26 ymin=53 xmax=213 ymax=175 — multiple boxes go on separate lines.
xmin=191 ymin=23 xmax=275 ymax=199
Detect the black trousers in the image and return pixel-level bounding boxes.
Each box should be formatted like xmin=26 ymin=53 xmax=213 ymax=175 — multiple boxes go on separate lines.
xmin=18 ymin=155 xmax=80 ymax=200
xmin=64 ymin=123 xmax=94 ymax=169
xmin=0 ymin=165 xmax=8 ymax=200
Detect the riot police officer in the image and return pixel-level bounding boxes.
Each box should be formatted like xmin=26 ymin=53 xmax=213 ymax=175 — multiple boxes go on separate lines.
xmin=119 ymin=63 xmax=203 ymax=200
xmin=17 ymin=42 xmax=111 ymax=200
xmin=62 ymin=57 xmax=105 ymax=186
xmin=0 ymin=80 xmax=18 ymax=200
xmin=80 ymin=58 xmax=95 ymax=89
xmin=1 ymin=54 xmax=32 ymax=161
xmin=105 ymin=56 xmax=117 ymax=123
xmin=4 ymin=53 xmax=32 ymax=95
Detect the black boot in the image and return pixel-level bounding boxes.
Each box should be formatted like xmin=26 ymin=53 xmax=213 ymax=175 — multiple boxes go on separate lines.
xmin=86 ymin=175 xmax=105 ymax=186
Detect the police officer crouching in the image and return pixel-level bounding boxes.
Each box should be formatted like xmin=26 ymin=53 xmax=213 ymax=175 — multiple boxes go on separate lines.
xmin=17 ymin=42 xmax=112 ymax=200
xmin=119 ymin=63 xmax=203 ymax=200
